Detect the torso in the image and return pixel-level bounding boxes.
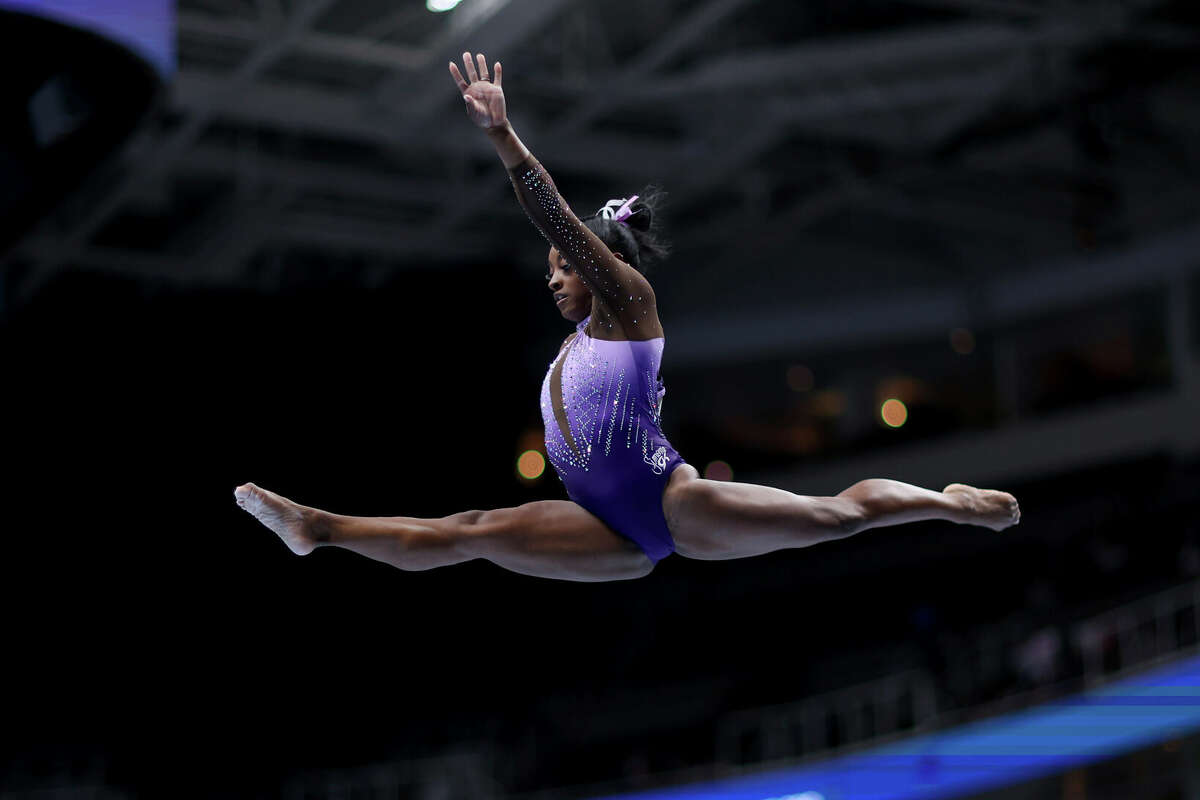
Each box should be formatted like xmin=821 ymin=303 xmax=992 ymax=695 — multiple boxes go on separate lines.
xmin=540 ymin=314 xmax=699 ymax=559
xmin=541 ymin=314 xmax=672 ymax=477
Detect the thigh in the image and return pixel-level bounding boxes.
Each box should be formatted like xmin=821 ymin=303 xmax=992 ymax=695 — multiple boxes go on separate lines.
xmin=462 ymin=500 xmax=654 ymax=582
xmin=666 ymin=478 xmax=859 ymax=560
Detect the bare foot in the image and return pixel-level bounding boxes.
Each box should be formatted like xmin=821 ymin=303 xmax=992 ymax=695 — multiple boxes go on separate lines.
xmin=234 ymin=482 xmax=318 ymax=555
xmin=942 ymin=483 xmax=1020 ymax=531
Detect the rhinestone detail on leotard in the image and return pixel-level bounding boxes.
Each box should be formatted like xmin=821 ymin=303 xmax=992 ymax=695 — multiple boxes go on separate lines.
xmin=539 ymin=317 xmax=670 ymax=482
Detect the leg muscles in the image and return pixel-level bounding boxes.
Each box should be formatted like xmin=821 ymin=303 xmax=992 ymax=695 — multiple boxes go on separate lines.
xmin=314 ymin=508 xmax=482 ymax=571
xmin=463 ymin=501 xmax=654 ymax=582
xmin=668 ymin=477 xmax=965 ymax=561
xmin=318 ymin=501 xmax=652 ymax=582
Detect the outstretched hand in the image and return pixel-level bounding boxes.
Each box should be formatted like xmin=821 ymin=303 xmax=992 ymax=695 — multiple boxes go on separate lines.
xmin=449 ymin=51 xmax=507 ymax=130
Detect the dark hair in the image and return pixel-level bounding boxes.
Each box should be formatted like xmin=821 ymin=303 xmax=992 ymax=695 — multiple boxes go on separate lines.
xmin=582 ymin=184 xmax=672 ymax=276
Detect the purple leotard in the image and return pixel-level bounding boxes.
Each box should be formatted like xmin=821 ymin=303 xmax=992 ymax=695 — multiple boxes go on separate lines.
xmin=538 ymin=314 xmax=687 ymax=563
xmin=507 ymin=153 xmax=688 ymax=563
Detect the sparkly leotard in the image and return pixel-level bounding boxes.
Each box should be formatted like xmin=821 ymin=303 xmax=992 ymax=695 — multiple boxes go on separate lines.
xmin=508 ymin=154 xmax=688 ymax=564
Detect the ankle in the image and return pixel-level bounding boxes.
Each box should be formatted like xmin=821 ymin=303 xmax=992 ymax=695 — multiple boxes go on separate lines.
xmin=302 ymin=507 xmax=335 ymax=547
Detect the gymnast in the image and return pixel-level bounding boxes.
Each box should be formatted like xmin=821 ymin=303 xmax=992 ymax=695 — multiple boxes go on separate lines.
xmin=235 ymin=51 xmax=1020 ymax=582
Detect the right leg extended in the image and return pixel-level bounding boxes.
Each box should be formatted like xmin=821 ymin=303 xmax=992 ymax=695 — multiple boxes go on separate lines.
xmin=665 ymin=473 xmax=1019 ymax=561
xmin=234 ymin=483 xmax=653 ymax=582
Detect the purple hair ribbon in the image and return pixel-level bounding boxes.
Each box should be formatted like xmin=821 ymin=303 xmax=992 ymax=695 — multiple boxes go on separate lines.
xmin=613 ymin=195 xmax=639 ymax=223
xmin=598 ymin=195 xmax=640 ymax=225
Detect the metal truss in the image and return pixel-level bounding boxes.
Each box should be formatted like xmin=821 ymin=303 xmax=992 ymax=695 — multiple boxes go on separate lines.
xmin=5 ymin=0 xmax=1196 ymax=353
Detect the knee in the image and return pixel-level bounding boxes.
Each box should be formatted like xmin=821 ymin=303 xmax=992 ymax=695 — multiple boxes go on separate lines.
xmin=835 ymin=480 xmax=888 ymax=529
xmin=626 ymin=555 xmax=656 ymax=581
xmin=451 ymin=508 xmax=498 ymax=557
xmin=455 ymin=505 xmax=543 ymax=561
xmin=451 ymin=509 xmax=487 ymax=528
xmin=824 ymin=496 xmax=868 ymax=538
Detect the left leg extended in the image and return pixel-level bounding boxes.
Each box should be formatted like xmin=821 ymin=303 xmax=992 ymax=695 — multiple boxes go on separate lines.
xmin=234 ymin=483 xmax=653 ymax=581
xmin=665 ymin=474 xmax=1019 ymax=561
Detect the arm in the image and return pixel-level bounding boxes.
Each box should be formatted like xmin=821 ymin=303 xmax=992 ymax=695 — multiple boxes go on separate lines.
xmin=485 ymin=119 xmax=530 ymax=169
xmin=496 ymin=131 xmax=655 ymax=317
xmin=450 ymin=53 xmax=657 ymax=331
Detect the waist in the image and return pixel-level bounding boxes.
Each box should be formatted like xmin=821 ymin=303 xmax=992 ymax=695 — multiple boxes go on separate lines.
xmin=549 ymin=433 xmax=680 ymax=481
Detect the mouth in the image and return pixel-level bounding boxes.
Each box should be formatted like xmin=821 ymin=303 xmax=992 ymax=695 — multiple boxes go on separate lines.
xmin=555 ymin=294 xmax=569 ymax=306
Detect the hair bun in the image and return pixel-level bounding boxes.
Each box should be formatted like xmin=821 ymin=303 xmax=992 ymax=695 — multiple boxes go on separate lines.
xmin=624 ymin=203 xmax=652 ymax=231
xmin=582 ymin=184 xmax=671 ymax=274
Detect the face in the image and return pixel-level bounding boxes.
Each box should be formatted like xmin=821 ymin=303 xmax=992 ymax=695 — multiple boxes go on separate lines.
xmin=545 ymin=246 xmax=593 ymax=323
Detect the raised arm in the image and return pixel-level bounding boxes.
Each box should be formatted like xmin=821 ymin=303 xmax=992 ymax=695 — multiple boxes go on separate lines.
xmin=501 ymin=146 xmax=656 ymax=316
xmin=449 ymin=52 xmax=657 ymax=335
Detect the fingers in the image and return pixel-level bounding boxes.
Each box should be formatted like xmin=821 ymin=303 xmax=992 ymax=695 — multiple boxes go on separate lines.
xmin=462 ymin=51 xmax=479 ymax=83
xmin=455 ymin=51 xmax=499 ymax=86
xmin=448 ymin=61 xmax=468 ymax=93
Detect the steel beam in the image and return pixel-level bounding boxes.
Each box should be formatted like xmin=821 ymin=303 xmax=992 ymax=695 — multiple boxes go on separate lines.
xmin=179 ymin=11 xmax=427 ymax=70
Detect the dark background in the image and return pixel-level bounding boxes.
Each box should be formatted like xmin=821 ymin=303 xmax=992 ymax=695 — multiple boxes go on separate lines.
xmin=3 ymin=0 xmax=1200 ymax=797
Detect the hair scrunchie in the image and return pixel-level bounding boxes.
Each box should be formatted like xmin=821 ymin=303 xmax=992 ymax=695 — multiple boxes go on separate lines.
xmin=598 ymin=195 xmax=639 ymax=225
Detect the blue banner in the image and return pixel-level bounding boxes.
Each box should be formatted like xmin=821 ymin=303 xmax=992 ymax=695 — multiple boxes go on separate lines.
xmin=593 ymin=653 xmax=1200 ymax=800
xmin=3 ymin=0 xmax=174 ymax=78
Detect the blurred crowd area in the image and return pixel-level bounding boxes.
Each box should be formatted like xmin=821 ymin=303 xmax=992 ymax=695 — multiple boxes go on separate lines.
xmin=923 ymin=460 xmax=1199 ymax=714
xmin=668 ymin=282 xmax=1186 ymax=471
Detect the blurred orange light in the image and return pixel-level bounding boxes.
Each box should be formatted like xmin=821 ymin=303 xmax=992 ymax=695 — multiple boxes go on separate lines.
xmin=881 ymin=398 xmax=908 ymax=428
xmin=517 ymin=449 xmax=545 ymax=480
xmin=704 ymin=460 xmax=733 ymax=481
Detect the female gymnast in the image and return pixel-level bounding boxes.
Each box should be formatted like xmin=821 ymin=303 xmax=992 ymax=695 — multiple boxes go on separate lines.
xmin=234 ymin=51 xmax=1020 ymax=582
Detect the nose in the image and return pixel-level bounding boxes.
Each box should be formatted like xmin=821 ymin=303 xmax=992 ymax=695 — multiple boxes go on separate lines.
xmin=548 ymin=275 xmax=562 ymax=291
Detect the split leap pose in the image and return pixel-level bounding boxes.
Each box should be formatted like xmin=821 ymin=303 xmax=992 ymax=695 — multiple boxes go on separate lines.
xmin=235 ymin=51 xmax=1020 ymax=582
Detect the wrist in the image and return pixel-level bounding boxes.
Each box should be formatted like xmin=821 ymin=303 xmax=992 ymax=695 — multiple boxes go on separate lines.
xmin=486 ymin=121 xmax=531 ymax=169
xmin=485 ymin=120 xmax=514 ymax=138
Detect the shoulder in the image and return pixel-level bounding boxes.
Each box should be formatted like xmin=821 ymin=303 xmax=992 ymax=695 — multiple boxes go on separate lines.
xmin=601 ymin=304 xmax=665 ymax=340
xmin=558 ymin=332 xmax=579 ymax=353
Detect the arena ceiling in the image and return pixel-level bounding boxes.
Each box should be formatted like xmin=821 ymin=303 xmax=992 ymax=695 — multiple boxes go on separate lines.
xmin=7 ymin=0 xmax=1200 ymax=363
